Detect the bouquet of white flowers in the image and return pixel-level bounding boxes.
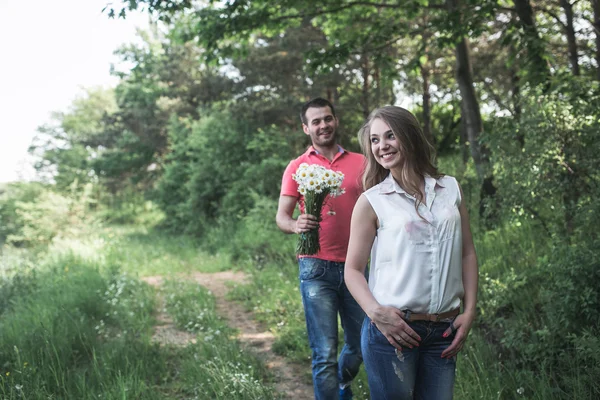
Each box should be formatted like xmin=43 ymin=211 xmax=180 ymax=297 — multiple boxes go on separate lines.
xmin=292 ymin=163 xmax=345 ymax=255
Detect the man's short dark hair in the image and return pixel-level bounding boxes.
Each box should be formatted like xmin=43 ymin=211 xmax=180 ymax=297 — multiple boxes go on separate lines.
xmin=300 ymin=97 xmax=336 ymax=125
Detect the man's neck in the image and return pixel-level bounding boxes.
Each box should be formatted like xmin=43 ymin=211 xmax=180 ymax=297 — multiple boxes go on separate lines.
xmin=312 ymin=143 xmax=339 ymax=161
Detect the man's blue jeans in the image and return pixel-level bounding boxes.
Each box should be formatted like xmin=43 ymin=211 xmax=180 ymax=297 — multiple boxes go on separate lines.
xmin=362 ymin=316 xmax=457 ymax=400
xmin=299 ymin=257 xmax=364 ymax=400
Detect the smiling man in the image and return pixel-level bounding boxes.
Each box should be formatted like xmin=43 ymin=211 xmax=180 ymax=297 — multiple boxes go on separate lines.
xmin=276 ymin=97 xmax=366 ymax=400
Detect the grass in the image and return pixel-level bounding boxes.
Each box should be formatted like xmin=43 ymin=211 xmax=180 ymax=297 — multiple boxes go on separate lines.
xmin=1 ymin=194 xmax=597 ymax=399
xmin=0 ymin=223 xmax=275 ymax=399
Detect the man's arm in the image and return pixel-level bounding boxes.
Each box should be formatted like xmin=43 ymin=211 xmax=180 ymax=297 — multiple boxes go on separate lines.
xmin=276 ymin=195 xmax=318 ymax=234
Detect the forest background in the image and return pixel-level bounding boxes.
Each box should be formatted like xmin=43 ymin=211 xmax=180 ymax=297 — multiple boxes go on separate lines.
xmin=0 ymin=0 xmax=599 ymax=398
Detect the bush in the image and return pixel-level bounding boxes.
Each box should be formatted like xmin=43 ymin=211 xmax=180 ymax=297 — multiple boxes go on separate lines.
xmin=0 ymin=183 xmax=46 ymax=246
xmin=486 ymin=78 xmax=600 ymax=237
xmin=223 ymin=194 xmax=296 ymax=266
xmin=155 ymin=110 xmax=295 ymax=237
xmin=0 ymin=182 xmax=97 ymax=248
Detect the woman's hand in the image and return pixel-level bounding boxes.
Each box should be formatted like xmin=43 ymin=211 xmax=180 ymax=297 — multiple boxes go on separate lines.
xmin=440 ymin=311 xmax=475 ymax=358
xmin=370 ymin=305 xmax=421 ymax=350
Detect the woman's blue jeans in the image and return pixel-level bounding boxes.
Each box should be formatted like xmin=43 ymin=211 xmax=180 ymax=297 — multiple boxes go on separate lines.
xmin=299 ymin=257 xmax=365 ymax=400
xmin=362 ymin=316 xmax=457 ymax=400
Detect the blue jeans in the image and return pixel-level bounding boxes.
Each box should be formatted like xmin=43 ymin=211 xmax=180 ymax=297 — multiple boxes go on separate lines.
xmin=299 ymin=257 xmax=365 ymax=400
xmin=362 ymin=317 xmax=456 ymax=400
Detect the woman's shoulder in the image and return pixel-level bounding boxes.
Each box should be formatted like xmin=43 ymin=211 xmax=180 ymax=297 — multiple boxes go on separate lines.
xmin=363 ymin=181 xmax=385 ymax=196
xmin=438 ymin=174 xmax=460 ymax=188
xmin=436 ymin=175 xmax=462 ymax=204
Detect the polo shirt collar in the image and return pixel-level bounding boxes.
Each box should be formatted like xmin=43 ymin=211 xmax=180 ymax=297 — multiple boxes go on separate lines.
xmin=378 ymin=173 xmax=445 ymax=195
xmin=308 ymin=145 xmax=345 ymax=155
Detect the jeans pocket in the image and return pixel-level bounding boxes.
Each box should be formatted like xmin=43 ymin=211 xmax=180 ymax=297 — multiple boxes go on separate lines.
xmin=368 ymin=321 xmax=390 ymax=347
xmin=299 ymin=258 xmax=327 ymax=281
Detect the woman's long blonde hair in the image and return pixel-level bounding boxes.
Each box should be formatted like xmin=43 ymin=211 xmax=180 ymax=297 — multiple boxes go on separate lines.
xmin=358 ymin=106 xmax=441 ymax=211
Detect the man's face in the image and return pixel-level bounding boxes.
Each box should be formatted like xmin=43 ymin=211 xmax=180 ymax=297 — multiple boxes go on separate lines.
xmin=302 ymin=106 xmax=339 ymax=148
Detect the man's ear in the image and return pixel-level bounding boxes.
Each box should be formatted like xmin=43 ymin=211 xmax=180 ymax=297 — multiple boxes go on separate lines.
xmin=302 ymin=124 xmax=310 ymax=135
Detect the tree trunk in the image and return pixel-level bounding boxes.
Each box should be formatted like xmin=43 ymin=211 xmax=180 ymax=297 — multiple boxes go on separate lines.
xmin=511 ymin=68 xmax=524 ymax=146
xmin=446 ymin=0 xmax=486 ymax=180
xmin=560 ymin=0 xmax=580 ymax=76
xmin=421 ymin=63 xmax=434 ymax=145
xmin=374 ymin=64 xmax=381 ymax=108
xmin=420 ymin=29 xmax=434 ymax=146
xmin=513 ymin=0 xmax=551 ymax=86
xmin=447 ymin=0 xmax=497 ymax=225
xmin=592 ymin=0 xmax=600 ymax=80
xmin=361 ymin=54 xmax=370 ymax=119
xmin=454 ymin=37 xmax=487 ymax=180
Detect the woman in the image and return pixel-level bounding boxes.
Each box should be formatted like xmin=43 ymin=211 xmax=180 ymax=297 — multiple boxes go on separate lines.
xmin=345 ymin=106 xmax=478 ymax=399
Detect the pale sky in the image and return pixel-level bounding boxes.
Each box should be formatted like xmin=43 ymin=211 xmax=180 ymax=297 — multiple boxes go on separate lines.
xmin=0 ymin=0 xmax=149 ymax=183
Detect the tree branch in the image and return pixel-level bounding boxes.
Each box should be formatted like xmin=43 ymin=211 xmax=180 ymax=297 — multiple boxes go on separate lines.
xmin=534 ymin=6 xmax=567 ymax=30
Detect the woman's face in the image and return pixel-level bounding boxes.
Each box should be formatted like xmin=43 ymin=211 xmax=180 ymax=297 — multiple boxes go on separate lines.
xmin=369 ymin=118 xmax=402 ymax=170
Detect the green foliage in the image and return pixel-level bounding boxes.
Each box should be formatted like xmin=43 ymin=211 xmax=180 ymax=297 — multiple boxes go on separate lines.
xmin=200 ymin=194 xmax=295 ymax=266
xmin=154 ymin=279 xmax=277 ymax=399
xmin=156 ymin=110 xmax=296 ymax=236
xmin=0 ymin=259 xmax=163 ymax=399
xmin=30 ymin=87 xmax=117 ymax=190
xmin=0 ymin=226 xmax=279 ymax=399
xmin=162 ymin=279 xmax=226 ymax=335
xmin=486 ymin=76 xmax=600 ymax=235
xmin=0 ymin=183 xmax=45 ymax=246
xmin=0 ymin=182 xmax=95 ymax=248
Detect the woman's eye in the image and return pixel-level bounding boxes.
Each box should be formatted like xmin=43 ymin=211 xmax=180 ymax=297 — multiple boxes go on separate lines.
xmin=370 ymin=138 xmax=378 ymax=144
xmin=387 ymin=133 xmax=395 ymax=139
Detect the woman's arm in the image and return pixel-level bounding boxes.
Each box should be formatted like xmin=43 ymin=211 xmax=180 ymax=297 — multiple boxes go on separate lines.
xmin=345 ymin=195 xmax=421 ymax=350
xmin=344 ymin=195 xmax=378 ymax=314
xmin=441 ymin=182 xmax=479 ymax=358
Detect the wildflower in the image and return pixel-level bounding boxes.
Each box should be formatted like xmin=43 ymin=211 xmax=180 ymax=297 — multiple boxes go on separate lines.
xmin=15 ymin=384 xmax=22 ymax=391
xmin=517 ymin=387 xmax=525 ymax=395
xmin=292 ymin=164 xmax=344 ymax=255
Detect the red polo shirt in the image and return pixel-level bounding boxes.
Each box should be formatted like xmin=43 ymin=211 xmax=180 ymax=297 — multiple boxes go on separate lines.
xmin=280 ymin=146 xmax=365 ymax=262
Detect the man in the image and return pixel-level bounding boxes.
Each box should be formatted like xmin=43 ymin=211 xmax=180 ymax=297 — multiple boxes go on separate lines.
xmin=276 ymin=97 xmax=365 ymax=400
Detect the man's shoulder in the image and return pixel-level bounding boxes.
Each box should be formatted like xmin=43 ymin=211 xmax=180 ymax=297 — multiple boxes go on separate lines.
xmin=338 ymin=150 xmax=365 ymax=172
xmin=342 ymin=149 xmax=365 ymax=158
xmin=288 ymin=148 xmax=314 ymax=164
xmin=284 ymin=152 xmax=310 ymax=172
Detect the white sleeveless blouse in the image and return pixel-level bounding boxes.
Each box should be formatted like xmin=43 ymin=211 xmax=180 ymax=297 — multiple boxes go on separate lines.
xmin=363 ymin=173 xmax=464 ymax=314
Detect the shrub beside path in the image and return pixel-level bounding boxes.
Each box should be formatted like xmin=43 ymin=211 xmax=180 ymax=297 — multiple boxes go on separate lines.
xmin=142 ymin=271 xmax=314 ymax=400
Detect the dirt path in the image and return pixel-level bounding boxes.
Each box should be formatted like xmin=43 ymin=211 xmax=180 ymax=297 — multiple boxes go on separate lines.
xmin=142 ymin=271 xmax=314 ymax=400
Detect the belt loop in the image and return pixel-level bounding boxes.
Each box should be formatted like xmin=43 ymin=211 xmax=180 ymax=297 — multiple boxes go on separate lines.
xmin=404 ymin=310 xmax=412 ymax=321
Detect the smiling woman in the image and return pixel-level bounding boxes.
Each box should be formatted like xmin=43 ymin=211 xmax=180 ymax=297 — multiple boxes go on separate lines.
xmin=0 ymin=0 xmax=148 ymax=183
xmin=344 ymin=105 xmax=479 ymax=400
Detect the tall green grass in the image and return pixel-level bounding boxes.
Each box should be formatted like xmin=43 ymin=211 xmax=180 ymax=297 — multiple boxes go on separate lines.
xmin=0 ymin=258 xmax=164 ymax=399
xmin=0 ymin=226 xmax=276 ymax=399
xmin=158 ymin=279 xmax=277 ymax=399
